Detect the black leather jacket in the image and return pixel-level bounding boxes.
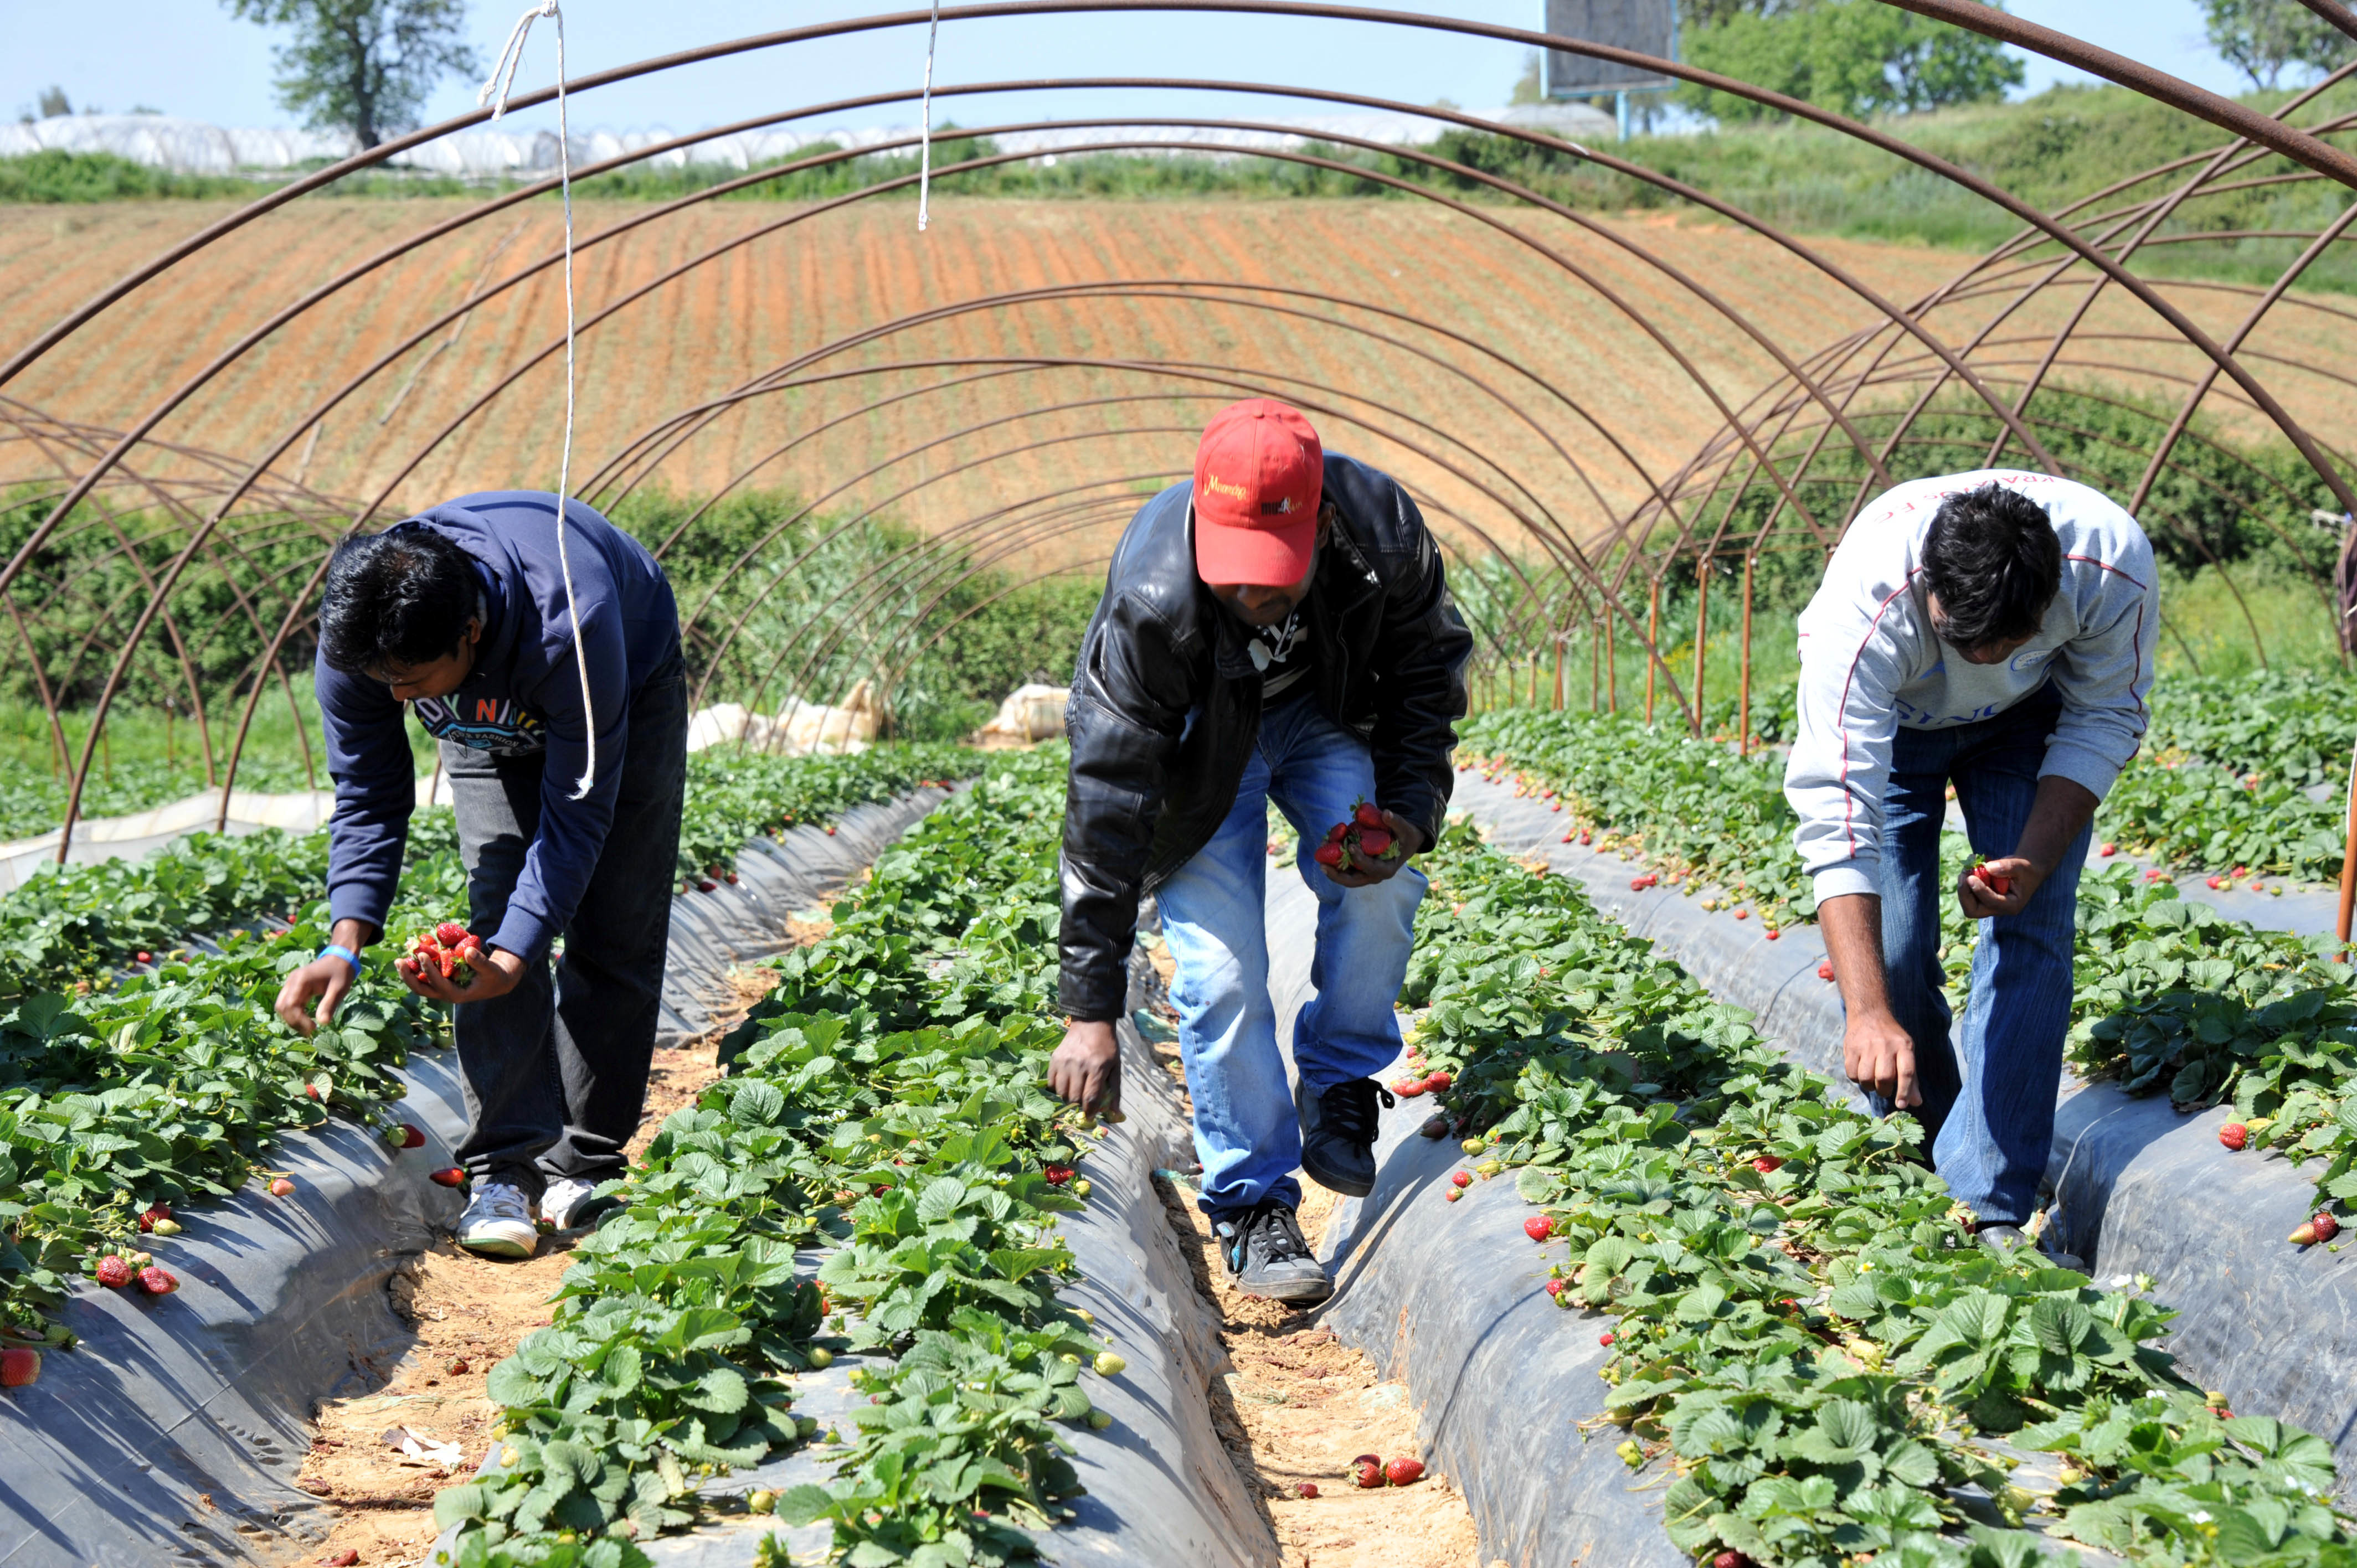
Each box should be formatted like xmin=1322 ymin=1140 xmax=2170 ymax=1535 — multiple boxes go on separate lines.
xmin=1057 ymin=453 xmax=1473 ymax=1021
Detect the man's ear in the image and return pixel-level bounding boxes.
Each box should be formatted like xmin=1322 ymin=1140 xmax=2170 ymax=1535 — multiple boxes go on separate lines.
xmin=465 ymin=617 xmax=483 ymax=646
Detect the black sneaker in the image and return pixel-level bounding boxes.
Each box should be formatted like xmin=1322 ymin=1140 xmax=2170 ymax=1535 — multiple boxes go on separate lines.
xmin=1295 ymin=1077 xmax=1394 ymax=1197
xmin=1214 ymin=1202 xmax=1331 ymax=1303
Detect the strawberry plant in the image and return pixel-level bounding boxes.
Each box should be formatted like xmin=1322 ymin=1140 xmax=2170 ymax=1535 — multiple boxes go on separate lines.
xmin=673 ymin=742 xmax=978 ymax=886
xmin=1401 ymin=822 xmax=2354 ymax=1567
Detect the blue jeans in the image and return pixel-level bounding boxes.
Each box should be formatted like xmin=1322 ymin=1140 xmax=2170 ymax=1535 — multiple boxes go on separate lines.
xmin=1156 ymin=695 xmax=1425 ymax=1217
xmin=1871 ymin=685 xmax=2086 ymax=1226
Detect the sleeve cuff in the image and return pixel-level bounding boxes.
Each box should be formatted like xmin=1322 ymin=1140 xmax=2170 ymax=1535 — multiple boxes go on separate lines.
xmin=490 ymin=912 xmax=555 ymax=967
xmin=1810 ymin=863 xmax=1881 ymax=902
xmin=2039 ymin=744 xmax=2124 ymax=803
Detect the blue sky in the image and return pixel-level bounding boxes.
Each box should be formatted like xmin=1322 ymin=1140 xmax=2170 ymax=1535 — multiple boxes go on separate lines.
xmin=0 ymin=2 xmax=2255 ymax=139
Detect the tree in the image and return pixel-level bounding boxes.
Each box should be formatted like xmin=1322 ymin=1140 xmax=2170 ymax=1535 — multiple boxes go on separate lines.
xmin=1511 ymin=49 xmax=1545 ymax=105
xmin=36 ymin=87 xmax=71 ymax=119
xmin=1677 ymin=0 xmax=2024 ymax=122
xmin=2201 ymin=0 xmax=2355 ymax=90
xmin=223 ymin=0 xmax=477 ymax=148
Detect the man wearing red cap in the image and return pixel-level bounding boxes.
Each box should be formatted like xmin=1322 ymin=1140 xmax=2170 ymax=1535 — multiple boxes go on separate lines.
xmin=1049 ymin=399 xmax=1471 ymax=1302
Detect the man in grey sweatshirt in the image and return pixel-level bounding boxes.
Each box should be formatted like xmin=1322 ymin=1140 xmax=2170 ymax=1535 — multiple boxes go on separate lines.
xmin=1783 ymin=471 xmax=2157 ymax=1249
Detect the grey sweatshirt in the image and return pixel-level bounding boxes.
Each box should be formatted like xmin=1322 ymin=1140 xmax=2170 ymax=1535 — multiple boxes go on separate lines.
xmin=1783 ymin=470 xmax=2158 ymax=903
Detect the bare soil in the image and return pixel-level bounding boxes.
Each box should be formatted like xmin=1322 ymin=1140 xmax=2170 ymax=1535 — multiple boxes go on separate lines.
xmin=282 ymin=966 xmax=778 ymax=1567
xmin=1132 ymin=972 xmax=1499 ymax=1568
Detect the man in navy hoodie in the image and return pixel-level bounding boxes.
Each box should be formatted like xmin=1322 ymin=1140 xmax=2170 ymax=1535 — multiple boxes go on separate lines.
xmin=273 ymin=491 xmax=686 ymax=1260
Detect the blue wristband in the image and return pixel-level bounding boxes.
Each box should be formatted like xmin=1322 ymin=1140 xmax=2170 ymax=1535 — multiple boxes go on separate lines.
xmin=320 ymin=943 xmax=361 ymax=978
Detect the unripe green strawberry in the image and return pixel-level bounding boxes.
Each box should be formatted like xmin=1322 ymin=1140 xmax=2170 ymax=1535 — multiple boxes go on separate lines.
xmin=1093 ymin=1353 xmax=1126 ymax=1378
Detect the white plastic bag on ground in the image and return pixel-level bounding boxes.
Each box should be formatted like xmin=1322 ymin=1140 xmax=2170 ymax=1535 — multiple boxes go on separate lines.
xmin=976 ymin=683 xmax=1069 ymax=746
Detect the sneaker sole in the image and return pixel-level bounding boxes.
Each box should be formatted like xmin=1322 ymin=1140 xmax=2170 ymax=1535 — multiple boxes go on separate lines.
xmin=457 ymin=1229 xmax=537 ymax=1259
xmin=1239 ymin=1273 xmax=1334 ymax=1304
xmin=1298 ymin=1152 xmax=1374 ymax=1199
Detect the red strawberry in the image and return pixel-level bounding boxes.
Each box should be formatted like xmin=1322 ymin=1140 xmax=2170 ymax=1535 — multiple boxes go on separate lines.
xmin=825 ymin=825 xmax=838 ymax=836
xmin=1714 ymin=1554 xmax=1751 ymax=1568
xmin=1450 ymin=1171 xmax=1471 ymax=1189
xmin=698 ymin=880 xmax=718 ymax=893
xmin=429 ymin=1167 xmax=466 ymax=1187
xmin=1424 ymin=1070 xmax=1452 ymax=1092
xmin=305 ymin=1085 xmax=321 ymax=1101
xmin=138 ymin=1204 xmax=169 ymax=1235
xmin=1043 ymin=1164 xmax=1075 ymax=1185
xmin=1391 ymin=1078 xmax=1426 ymax=1098
xmin=1599 ymin=1332 xmax=1615 ymax=1347
xmin=1350 ymin=1456 xmax=1384 ymax=1489
xmin=269 ymin=1178 xmax=296 ymax=1197
xmin=1355 ymin=802 xmax=1386 ymax=830
xmin=1578 ymin=831 xmax=1592 ymax=844
xmin=1313 ymin=843 xmax=1344 ymax=868
xmin=136 ymin=951 xmax=152 ymax=964
xmin=1545 ymin=1278 xmax=1566 ymax=1297
xmin=137 ymin=1266 xmax=178 ymax=1295
xmin=1325 ymin=822 xmax=1349 ymax=843
xmin=1296 ymin=1482 xmax=1319 ymax=1499
xmin=1752 ymin=1156 xmax=1784 ymax=1174
xmin=1524 ymin=1216 xmax=1553 ymax=1241
xmin=1972 ymin=863 xmax=2014 ymax=895
xmin=1444 ymin=1187 xmax=1462 ymax=1203
xmin=320 ymin=1552 xmax=361 ymax=1567
xmin=2099 ymin=842 xmax=2118 ymax=857
xmin=0 ymin=1347 xmax=39 ymax=1387
xmin=1383 ymin=1457 xmax=1424 ymax=1486
xmin=400 ymin=1123 xmax=426 ymax=1149
xmin=96 ymin=1255 xmax=133 ymax=1288
xmin=1629 ymin=877 xmax=1648 ymax=891
xmin=1357 ymin=828 xmax=1395 ymax=858
xmin=435 ymin=921 xmax=469 ymax=947
xmin=1817 ymin=962 xmax=1835 ymax=981
xmin=2220 ymin=1122 xmax=2248 ymax=1152
xmin=2293 ymin=1212 xmax=2343 ymax=1245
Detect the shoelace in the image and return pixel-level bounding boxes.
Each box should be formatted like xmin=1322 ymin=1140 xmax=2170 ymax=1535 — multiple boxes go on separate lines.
xmin=1248 ymin=1203 xmax=1313 ymax=1265
xmin=473 ymin=1185 xmax=532 ymax=1224
xmin=1319 ymin=1079 xmax=1395 ymax=1146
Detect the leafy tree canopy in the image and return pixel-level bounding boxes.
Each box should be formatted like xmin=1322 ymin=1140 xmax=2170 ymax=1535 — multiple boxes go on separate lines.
xmin=223 ymin=0 xmax=477 ymax=148
xmin=1677 ymin=0 xmax=2024 ymax=122
xmin=2201 ymin=0 xmax=2356 ymax=90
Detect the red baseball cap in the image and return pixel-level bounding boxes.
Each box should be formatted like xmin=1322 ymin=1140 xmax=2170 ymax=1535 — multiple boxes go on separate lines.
xmin=1192 ymin=399 xmax=1323 ymax=586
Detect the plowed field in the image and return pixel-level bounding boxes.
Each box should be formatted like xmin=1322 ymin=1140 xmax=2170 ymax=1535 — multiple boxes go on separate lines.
xmin=6 ymin=194 xmax=2353 ymax=570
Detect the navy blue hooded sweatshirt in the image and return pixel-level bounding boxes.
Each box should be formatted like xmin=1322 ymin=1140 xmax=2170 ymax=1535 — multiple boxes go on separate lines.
xmin=317 ymin=491 xmax=681 ymax=964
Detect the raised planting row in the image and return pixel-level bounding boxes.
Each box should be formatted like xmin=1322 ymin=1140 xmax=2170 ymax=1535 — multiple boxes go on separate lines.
xmin=672 ymin=742 xmax=977 ymax=889
xmin=1466 ymin=714 xmax=2357 ymax=1219
xmin=432 ymin=750 xmax=1131 ymax=1568
xmin=1394 ymin=819 xmax=2350 ymax=1568
xmin=0 ymin=747 xmax=983 ymax=1369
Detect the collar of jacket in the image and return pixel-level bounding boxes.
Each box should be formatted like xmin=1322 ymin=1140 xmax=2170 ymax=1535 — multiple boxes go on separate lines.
xmin=1196 ymin=506 xmax=1384 ymax=679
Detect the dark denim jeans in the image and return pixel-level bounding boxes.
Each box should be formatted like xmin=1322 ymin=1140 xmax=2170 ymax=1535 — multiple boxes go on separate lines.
xmin=1869 ymin=683 xmax=2087 ymax=1226
xmin=444 ymin=648 xmax=688 ymax=1199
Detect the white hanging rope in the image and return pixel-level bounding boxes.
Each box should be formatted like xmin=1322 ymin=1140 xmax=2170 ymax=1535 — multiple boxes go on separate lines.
xmin=917 ymin=1 xmax=941 ymax=231
xmin=480 ymin=0 xmax=598 ymax=801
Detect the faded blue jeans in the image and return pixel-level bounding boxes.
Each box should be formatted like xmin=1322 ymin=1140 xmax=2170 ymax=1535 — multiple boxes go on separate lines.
xmin=1872 ymin=683 xmax=2087 ymax=1226
xmin=1157 ymin=694 xmax=1425 ymax=1218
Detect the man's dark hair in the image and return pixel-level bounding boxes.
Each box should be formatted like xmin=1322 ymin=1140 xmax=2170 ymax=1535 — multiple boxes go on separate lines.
xmin=1921 ymin=483 xmax=2062 ymax=649
xmin=318 ymin=527 xmax=479 ymax=673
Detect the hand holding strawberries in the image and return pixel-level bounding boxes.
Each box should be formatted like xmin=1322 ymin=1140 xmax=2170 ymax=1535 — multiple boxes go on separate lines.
xmin=1310 ymin=800 xmax=1424 ymax=888
xmin=1958 ymin=855 xmax=2039 ymax=919
xmin=397 ymin=921 xmax=527 ymax=1006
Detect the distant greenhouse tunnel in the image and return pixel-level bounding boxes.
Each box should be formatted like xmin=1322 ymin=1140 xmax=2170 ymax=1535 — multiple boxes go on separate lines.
xmin=2 ymin=2 xmax=2356 ymax=850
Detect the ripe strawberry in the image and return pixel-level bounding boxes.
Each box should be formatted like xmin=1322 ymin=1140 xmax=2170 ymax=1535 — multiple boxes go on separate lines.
xmin=1578 ymin=830 xmax=1592 ymax=844
xmin=1424 ymin=1070 xmax=1452 ymax=1092
xmin=1817 ymin=962 xmax=1835 ymax=981
xmin=1325 ymin=822 xmax=1349 ymax=843
xmin=1525 ymin=1216 xmax=1553 ymax=1241
xmin=825 ymin=825 xmax=838 ymax=836
xmin=435 ymin=921 xmax=469 ymax=947
xmin=1714 ymin=1553 xmax=1751 ymax=1568
xmin=138 ymin=1204 xmax=169 ymax=1234
xmin=1296 ymin=1482 xmax=1320 ymax=1499
xmin=1972 ymin=863 xmax=2014 ymax=895
xmin=1629 ymin=876 xmax=1648 ymax=891
xmin=305 ymin=1085 xmax=321 ymax=1101
xmin=96 ymin=1255 xmax=133 ymax=1288
xmin=269 ymin=1178 xmax=296 ymax=1198
xmin=1350 ymin=1456 xmax=1384 ymax=1489
xmin=2220 ymin=1122 xmax=2248 ymax=1152
xmin=1752 ymin=1156 xmax=1784 ymax=1174
xmin=698 ymin=880 xmax=718 ymax=893
xmin=429 ymin=1167 xmax=466 ymax=1187
xmin=1545 ymin=1279 xmax=1566 ymax=1298
xmin=1355 ymin=802 xmax=1385 ymax=830
xmin=1356 ymin=828 xmax=1394 ymax=858
xmin=1450 ymin=1171 xmax=1471 ymax=1189
xmin=1383 ymin=1457 xmax=1424 ymax=1486
xmin=401 ymin=1123 xmax=426 ymax=1149
xmin=1599 ymin=1332 xmax=1615 ymax=1347
xmin=135 ymin=951 xmax=152 ymax=964
xmin=1313 ymin=843 xmax=1344 ymax=868
xmin=1043 ymin=1164 xmax=1075 ymax=1185
xmin=0 ymin=1347 xmax=40 ymax=1387
xmin=1444 ymin=1187 xmax=1462 ymax=1203
xmin=1764 ymin=927 xmax=1780 ymax=940
xmin=2099 ymin=843 xmax=2117 ymax=857
xmin=1733 ymin=907 xmax=1749 ymax=920
xmin=137 ymin=1266 xmax=178 ymax=1295
xmin=1391 ymin=1077 xmax=1425 ymax=1098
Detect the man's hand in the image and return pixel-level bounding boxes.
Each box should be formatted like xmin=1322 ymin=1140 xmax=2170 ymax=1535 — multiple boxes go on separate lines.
xmin=1958 ymin=856 xmax=2039 ymax=919
xmin=399 ymin=944 xmax=528 ymax=1006
xmin=1048 ymin=1019 xmax=1121 ymax=1116
xmin=1324 ymin=809 xmax=1426 ymax=888
xmin=274 ymin=917 xmax=376 ymax=1036
xmin=1843 ymin=1009 xmax=1922 ymax=1109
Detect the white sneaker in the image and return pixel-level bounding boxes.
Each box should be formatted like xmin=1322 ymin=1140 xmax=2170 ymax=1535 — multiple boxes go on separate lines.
xmin=539 ymin=1175 xmax=600 ymax=1231
xmin=455 ymin=1180 xmax=538 ymax=1259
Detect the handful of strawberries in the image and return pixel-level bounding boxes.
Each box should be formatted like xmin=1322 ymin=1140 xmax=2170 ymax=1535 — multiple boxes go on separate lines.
xmin=400 ymin=921 xmax=483 ymax=990
xmin=1312 ymin=801 xmax=1398 ymax=870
